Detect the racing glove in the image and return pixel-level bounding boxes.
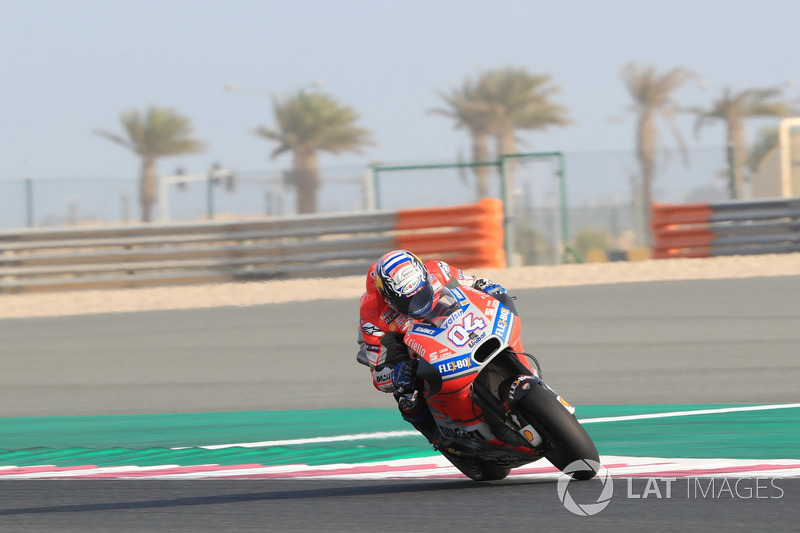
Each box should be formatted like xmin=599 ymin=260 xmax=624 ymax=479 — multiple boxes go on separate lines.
xmin=473 ymin=278 xmax=508 ymax=297
xmin=392 ymin=358 xmax=419 ymax=393
xmin=396 ymin=389 xmax=423 ymax=414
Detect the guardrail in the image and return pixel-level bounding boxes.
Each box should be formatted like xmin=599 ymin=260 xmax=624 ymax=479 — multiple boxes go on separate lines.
xmin=0 ymin=199 xmax=505 ymax=293
xmin=651 ymin=197 xmax=800 ymax=259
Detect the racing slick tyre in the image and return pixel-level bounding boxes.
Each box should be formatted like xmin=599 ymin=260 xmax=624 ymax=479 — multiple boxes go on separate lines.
xmin=515 ymin=383 xmax=600 ymax=481
xmin=439 ymin=449 xmax=511 ymax=482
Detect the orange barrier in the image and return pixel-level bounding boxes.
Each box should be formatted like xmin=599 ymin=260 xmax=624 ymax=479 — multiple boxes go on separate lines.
xmin=395 ymin=198 xmax=506 ymax=269
xmin=650 ymin=202 xmax=713 ymax=226
xmin=651 ymin=197 xmax=800 ymax=259
xmin=651 ymin=202 xmax=713 ymax=259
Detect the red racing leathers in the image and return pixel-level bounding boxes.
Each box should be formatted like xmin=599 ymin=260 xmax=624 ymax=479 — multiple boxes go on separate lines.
xmin=357 ymin=259 xmax=492 ymax=393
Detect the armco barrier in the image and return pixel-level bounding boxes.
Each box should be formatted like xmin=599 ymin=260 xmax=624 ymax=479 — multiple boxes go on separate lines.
xmin=0 ymin=199 xmax=505 ymax=293
xmin=651 ymin=197 xmax=800 ymax=259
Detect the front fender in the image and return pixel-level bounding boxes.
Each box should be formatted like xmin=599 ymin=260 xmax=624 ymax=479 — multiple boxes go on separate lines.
xmin=502 ymin=375 xmax=542 ymax=406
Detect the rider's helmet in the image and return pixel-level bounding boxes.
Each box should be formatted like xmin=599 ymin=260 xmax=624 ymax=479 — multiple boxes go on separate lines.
xmin=374 ymin=250 xmax=435 ymax=319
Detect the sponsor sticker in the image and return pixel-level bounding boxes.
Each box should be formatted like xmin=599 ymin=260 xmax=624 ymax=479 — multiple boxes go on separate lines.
xmin=406 ymin=338 xmax=426 ymax=358
xmin=362 ymin=322 xmax=383 ymax=336
xmin=491 ymin=305 xmax=513 ymax=340
xmin=450 ymin=287 xmax=470 ymax=308
xmin=435 ymin=352 xmax=476 ymax=378
xmin=380 ymin=309 xmax=399 ymax=323
xmin=411 ymin=324 xmax=440 ymax=336
xmin=437 ymin=424 xmax=487 ymax=442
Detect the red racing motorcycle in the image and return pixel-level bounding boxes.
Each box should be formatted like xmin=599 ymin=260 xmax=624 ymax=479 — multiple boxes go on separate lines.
xmin=402 ymin=285 xmax=599 ymax=481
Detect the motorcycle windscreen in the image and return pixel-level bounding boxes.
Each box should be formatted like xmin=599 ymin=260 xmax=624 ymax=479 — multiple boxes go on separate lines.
xmin=415 ymin=287 xmax=461 ymax=325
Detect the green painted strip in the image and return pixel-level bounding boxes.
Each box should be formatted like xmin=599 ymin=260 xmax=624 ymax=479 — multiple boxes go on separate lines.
xmin=584 ymin=407 xmax=800 ymax=460
xmin=0 ymin=408 xmax=409 ymax=449
xmin=0 ymin=404 xmax=758 ymax=449
xmin=0 ymin=404 xmax=797 ymax=468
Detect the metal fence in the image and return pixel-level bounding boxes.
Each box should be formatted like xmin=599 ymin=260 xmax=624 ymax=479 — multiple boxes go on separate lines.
xmin=0 ymin=146 xmax=734 ymax=260
xmin=0 ymin=170 xmax=371 ymax=229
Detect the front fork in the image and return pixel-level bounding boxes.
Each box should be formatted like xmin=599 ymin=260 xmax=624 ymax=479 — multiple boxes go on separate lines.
xmin=500 ymin=375 xmax=546 ymax=447
xmin=472 ymin=354 xmax=576 ymax=451
xmin=471 ymin=374 xmax=548 ymax=449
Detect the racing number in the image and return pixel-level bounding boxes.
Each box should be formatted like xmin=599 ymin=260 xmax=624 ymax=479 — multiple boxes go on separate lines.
xmin=446 ymin=313 xmax=486 ymax=346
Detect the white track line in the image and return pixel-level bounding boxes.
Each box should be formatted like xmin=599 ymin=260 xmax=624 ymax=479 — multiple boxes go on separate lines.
xmin=173 ymin=403 xmax=800 ymax=451
xmin=172 ymin=430 xmax=418 ymax=450
xmin=4 ymin=456 xmax=800 ymax=480
xmin=579 ymin=403 xmax=800 ymax=424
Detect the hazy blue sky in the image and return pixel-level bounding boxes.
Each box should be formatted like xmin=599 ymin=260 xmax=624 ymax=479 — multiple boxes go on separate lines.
xmin=3 ymin=0 xmax=799 ymax=181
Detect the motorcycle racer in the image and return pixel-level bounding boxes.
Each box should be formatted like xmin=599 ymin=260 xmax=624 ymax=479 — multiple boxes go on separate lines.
xmin=356 ymin=249 xmax=517 ymax=445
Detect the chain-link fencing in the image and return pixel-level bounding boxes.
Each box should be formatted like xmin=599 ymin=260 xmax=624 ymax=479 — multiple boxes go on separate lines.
xmin=0 ymin=146 xmax=735 ymax=264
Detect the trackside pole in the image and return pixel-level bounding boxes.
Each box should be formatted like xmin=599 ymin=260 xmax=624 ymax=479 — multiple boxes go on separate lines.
xmin=372 ymin=153 xmax=570 ymax=267
xmin=25 ymin=176 xmax=34 ymax=228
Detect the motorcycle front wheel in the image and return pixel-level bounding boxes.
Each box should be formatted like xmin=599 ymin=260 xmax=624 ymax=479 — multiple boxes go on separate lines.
xmin=515 ymin=382 xmax=600 ymax=480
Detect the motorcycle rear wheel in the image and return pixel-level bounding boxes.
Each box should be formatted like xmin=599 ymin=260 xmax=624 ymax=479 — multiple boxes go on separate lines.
xmin=515 ymin=383 xmax=599 ymax=480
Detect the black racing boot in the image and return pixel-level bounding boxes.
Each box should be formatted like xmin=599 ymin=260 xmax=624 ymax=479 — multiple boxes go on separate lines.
xmin=406 ymin=408 xmax=441 ymax=445
xmin=396 ymin=391 xmax=446 ymax=446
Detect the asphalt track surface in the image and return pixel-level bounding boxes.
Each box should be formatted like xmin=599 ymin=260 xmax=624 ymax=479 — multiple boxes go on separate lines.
xmin=1 ymin=276 xmax=799 ymax=532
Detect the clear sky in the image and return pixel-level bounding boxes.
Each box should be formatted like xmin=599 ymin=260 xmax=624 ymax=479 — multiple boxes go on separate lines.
xmin=2 ymin=0 xmax=799 ymax=182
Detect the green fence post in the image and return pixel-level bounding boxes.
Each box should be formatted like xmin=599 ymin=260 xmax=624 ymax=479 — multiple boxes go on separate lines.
xmin=498 ymin=157 xmax=513 ymax=267
xmin=207 ymin=173 xmax=215 ymax=220
xmin=372 ymin=164 xmax=382 ymax=211
xmin=555 ymin=152 xmax=575 ymax=263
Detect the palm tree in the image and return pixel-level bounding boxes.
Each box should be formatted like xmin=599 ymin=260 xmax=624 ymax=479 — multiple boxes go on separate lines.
xmin=255 ymin=90 xmax=373 ymax=214
xmin=691 ymin=86 xmax=798 ymax=198
xmin=431 ymin=78 xmax=494 ymax=199
xmin=433 ymin=67 xmax=570 ymax=199
xmin=476 ymin=67 xmax=571 ymax=158
xmin=95 ymin=106 xmax=207 ymax=222
xmin=619 ymin=63 xmax=695 ymax=244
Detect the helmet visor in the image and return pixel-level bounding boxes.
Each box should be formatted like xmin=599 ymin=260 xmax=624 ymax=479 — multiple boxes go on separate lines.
xmin=393 ymin=281 xmax=435 ymax=319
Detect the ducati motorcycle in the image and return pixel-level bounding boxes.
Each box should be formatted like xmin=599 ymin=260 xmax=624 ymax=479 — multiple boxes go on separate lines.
xmin=396 ymin=285 xmax=599 ymax=481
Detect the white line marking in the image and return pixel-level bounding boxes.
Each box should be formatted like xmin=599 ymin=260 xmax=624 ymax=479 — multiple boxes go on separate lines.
xmin=579 ymin=402 xmax=800 ymax=424
xmin=172 ymin=430 xmax=419 ymax=450
xmin=173 ymin=403 xmax=800 ymax=451
xmin=3 ymin=456 xmax=800 ymax=480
